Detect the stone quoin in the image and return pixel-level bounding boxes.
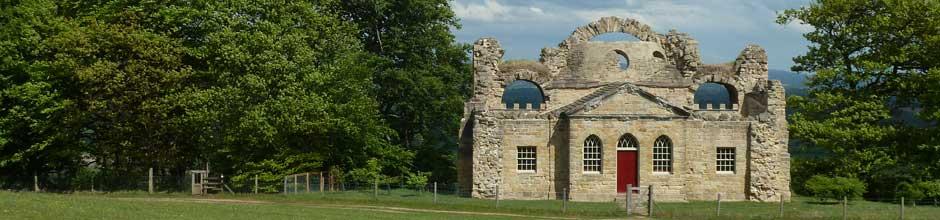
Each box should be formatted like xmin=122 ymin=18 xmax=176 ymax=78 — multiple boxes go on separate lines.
xmin=457 ymin=17 xmax=790 ymax=202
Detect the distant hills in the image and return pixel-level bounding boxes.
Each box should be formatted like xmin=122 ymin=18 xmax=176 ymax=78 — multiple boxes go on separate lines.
xmin=770 ymin=69 xmax=809 ymax=97
xmin=694 ymin=69 xmax=808 ymax=105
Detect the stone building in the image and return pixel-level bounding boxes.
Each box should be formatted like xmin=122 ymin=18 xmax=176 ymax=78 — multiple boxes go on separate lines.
xmin=457 ymin=17 xmax=790 ymax=202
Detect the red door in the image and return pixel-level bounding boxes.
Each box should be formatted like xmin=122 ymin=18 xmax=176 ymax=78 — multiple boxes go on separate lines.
xmin=617 ymin=150 xmax=638 ymax=193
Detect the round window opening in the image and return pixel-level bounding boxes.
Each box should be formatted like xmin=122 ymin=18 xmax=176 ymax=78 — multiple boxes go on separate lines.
xmin=615 ymin=50 xmax=630 ymax=70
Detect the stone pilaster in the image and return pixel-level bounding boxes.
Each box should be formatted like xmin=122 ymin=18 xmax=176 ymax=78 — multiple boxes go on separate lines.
xmin=747 ymin=80 xmax=790 ymax=201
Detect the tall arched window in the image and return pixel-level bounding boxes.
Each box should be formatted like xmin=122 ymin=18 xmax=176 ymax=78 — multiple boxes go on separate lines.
xmin=652 ymin=136 xmax=672 ymax=173
xmin=583 ymin=135 xmax=602 ymax=173
xmin=617 ymin=134 xmax=638 ymax=150
xmin=502 ymin=80 xmax=544 ymax=109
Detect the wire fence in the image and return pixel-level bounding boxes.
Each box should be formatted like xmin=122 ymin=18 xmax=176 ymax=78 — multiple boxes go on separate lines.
xmin=12 ymin=171 xmax=940 ymax=219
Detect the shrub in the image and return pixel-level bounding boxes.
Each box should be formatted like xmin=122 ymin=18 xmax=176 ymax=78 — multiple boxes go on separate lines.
xmin=346 ymin=158 xmax=384 ymax=184
xmin=896 ymin=182 xmax=926 ymax=201
xmin=804 ymin=175 xmax=867 ymax=201
xmin=897 ymin=181 xmax=940 ymax=202
xmin=405 ymin=172 xmax=430 ymax=190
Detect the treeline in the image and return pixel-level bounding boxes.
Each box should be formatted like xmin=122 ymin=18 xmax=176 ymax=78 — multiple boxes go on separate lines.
xmin=0 ymin=0 xmax=469 ymax=191
xmin=780 ymin=0 xmax=940 ymax=199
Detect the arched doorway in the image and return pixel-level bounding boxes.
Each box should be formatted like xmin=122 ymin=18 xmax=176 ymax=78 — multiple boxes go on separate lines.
xmin=617 ymin=134 xmax=639 ymax=193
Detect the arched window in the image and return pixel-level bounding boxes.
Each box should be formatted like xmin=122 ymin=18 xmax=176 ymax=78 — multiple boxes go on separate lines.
xmin=694 ymin=82 xmax=737 ymax=109
xmin=652 ymin=136 xmax=672 ymax=173
xmin=615 ymin=50 xmax=630 ymax=70
xmin=617 ymin=134 xmax=639 ymax=150
xmin=502 ymin=80 xmax=544 ymax=109
xmin=583 ymin=135 xmax=602 ymax=173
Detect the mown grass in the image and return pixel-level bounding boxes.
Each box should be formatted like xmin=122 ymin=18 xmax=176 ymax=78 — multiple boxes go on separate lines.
xmin=5 ymin=189 xmax=940 ymax=219
xmin=0 ymin=191 xmax=520 ymax=220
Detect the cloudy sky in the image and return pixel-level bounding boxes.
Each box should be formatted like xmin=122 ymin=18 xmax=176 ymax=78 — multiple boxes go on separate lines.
xmin=450 ymin=0 xmax=813 ymax=71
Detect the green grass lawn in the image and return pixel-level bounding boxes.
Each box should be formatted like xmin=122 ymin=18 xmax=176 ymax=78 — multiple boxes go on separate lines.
xmin=4 ymin=189 xmax=940 ymax=219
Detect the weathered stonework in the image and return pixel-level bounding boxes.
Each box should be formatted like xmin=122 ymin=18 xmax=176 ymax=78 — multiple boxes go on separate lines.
xmin=458 ymin=17 xmax=790 ymax=208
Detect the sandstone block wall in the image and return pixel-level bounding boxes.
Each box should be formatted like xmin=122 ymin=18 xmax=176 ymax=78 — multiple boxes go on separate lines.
xmin=458 ymin=16 xmax=790 ymax=203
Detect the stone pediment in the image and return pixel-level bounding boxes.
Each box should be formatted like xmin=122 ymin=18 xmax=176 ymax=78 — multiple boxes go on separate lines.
xmin=544 ymin=82 xmax=691 ymax=118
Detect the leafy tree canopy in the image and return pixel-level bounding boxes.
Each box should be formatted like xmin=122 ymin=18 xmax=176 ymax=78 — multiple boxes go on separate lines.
xmin=779 ymin=0 xmax=940 ymax=197
xmin=0 ymin=0 xmax=471 ymax=190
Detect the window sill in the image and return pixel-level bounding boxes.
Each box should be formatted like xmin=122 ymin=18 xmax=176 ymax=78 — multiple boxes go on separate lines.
xmin=582 ymin=171 xmax=602 ymax=175
xmin=716 ymin=171 xmax=736 ymax=175
xmin=517 ymin=170 xmax=536 ymax=174
xmin=652 ymin=172 xmax=672 ymax=176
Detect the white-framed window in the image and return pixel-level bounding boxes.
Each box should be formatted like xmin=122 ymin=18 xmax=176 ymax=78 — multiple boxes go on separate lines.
xmin=716 ymin=147 xmax=735 ymax=173
xmin=517 ymin=146 xmax=537 ymax=172
xmin=617 ymin=134 xmax=638 ymax=150
xmin=652 ymin=136 xmax=672 ymax=173
xmin=583 ymin=135 xmax=602 ymax=173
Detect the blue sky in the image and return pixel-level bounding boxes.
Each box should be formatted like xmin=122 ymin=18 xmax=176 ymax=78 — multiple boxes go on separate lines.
xmin=450 ymin=0 xmax=814 ymax=71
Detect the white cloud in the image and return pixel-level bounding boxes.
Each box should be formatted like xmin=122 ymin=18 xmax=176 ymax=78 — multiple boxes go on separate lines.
xmin=452 ymin=0 xmax=552 ymax=22
xmin=450 ymin=0 xmax=813 ymax=70
xmin=452 ymin=0 xmax=510 ymax=22
xmin=781 ymin=19 xmax=815 ymax=33
xmin=529 ymin=7 xmax=543 ymax=14
xmin=453 ymin=0 xmax=808 ymax=32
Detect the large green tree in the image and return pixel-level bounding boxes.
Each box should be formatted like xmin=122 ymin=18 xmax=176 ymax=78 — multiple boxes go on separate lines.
xmin=1 ymin=0 xmax=416 ymax=191
xmin=779 ymin=0 xmax=940 ymax=197
xmin=325 ymin=0 xmax=471 ymax=182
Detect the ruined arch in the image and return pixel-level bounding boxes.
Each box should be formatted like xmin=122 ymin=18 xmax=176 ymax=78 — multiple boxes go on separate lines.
xmin=694 ymin=82 xmax=739 ymax=109
xmin=501 ymin=80 xmax=545 ymax=109
xmin=561 ymin=16 xmax=664 ymax=48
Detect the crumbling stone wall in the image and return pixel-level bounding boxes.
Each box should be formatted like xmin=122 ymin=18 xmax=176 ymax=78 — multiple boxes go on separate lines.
xmin=458 ymin=16 xmax=790 ymax=203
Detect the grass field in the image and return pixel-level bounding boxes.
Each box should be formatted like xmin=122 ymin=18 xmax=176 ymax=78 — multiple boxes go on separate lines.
xmin=4 ymin=190 xmax=940 ymax=219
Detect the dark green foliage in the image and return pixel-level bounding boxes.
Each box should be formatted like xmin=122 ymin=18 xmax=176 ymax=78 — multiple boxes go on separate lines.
xmin=804 ymin=175 xmax=867 ymax=201
xmin=896 ymin=181 xmax=940 ymax=202
xmin=0 ymin=0 xmax=465 ymax=191
xmin=779 ymin=0 xmax=940 ymax=198
xmin=322 ymin=0 xmax=471 ymax=183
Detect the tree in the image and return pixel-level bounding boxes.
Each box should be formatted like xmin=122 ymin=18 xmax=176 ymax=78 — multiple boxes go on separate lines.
xmin=0 ymin=0 xmax=415 ymax=190
xmin=779 ymin=0 xmax=940 ymax=197
xmin=324 ymin=0 xmax=472 ymax=182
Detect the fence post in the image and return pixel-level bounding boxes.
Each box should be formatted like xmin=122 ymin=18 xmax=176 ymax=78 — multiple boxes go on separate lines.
xmin=901 ymin=197 xmax=905 ymax=220
xmin=648 ymin=185 xmax=654 ymax=217
xmin=34 ymin=174 xmax=38 ymax=192
xmin=779 ymin=194 xmax=784 ymax=218
xmin=842 ymin=196 xmax=847 ymax=220
xmin=373 ymin=177 xmax=378 ymax=199
xmin=319 ymin=172 xmax=324 ymax=192
xmin=293 ymin=175 xmax=298 ymax=193
xmin=306 ymin=173 xmax=310 ymax=193
xmin=717 ymin=192 xmax=721 ymax=217
xmin=148 ymin=168 xmax=154 ymax=194
xmin=626 ymin=184 xmax=632 ymax=215
xmin=433 ymin=182 xmax=438 ymax=203
xmin=283 ymin=176 xmax=287 ymax=194
xmin=562 ymin=187 xmax=568 ymax=214
xmin=496 ymin=184 xmax=500 ymax=207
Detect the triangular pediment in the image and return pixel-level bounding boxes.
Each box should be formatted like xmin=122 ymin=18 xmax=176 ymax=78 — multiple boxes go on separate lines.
xmin=544 ymin=83 xmax=690 ymax=118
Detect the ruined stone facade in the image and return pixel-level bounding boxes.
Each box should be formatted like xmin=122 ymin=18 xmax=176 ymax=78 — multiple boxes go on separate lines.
xmin=457 ymin=17 xmax=790 ymax=203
